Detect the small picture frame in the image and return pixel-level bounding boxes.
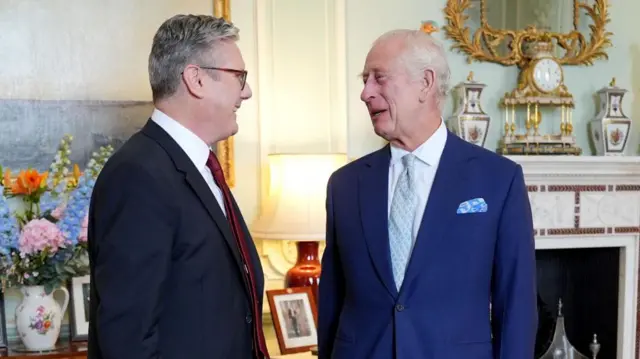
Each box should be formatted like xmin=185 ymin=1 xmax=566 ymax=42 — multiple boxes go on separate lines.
xmin=68 ymin=275 xmax=91 ymax=341
xmin=0 ymin=290 xmax=7 ymax=348
xmin=266 ymin=286 xmax=318 ymax=355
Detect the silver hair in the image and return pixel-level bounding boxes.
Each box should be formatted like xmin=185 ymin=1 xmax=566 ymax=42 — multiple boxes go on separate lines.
xmin=148 ymin=14 xmax=240 ymax=102
xmin=374 ymin=29 xmax=451 ymax=107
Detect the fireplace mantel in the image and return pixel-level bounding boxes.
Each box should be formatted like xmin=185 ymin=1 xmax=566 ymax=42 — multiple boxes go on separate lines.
xmin=509 ymin=155 xmax=640 ymax=359
xmin=510 ymin=155 xmax=640 ymax=179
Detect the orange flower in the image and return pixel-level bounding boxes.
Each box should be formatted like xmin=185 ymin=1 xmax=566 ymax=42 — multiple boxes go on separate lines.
xmin=43 ymin=320 xmax=51 ymax=329
xmin=11 ymin=169 xmax=48 ymax=195
xmin=73 ymin=163 xmax=81 ymax=180
xmin=420 ymin=21 xmax=439 ymax=35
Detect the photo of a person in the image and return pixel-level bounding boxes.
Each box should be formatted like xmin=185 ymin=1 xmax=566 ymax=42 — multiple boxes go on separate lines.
xmin=267 ymin=287 xmax=318 ymax=354
xmin=279 ymin=299 xmax=312 ymax=339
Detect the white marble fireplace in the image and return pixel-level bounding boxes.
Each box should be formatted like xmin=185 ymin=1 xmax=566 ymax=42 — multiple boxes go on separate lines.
xmin=514 ymin=156 xmax=640 ymax=359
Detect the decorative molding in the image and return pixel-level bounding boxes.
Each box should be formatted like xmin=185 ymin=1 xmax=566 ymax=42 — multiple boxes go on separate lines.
xmin=510 ymin=155 xmax=640 ymax=180
xmin=213 ymin=0 xmax=235 ymax=187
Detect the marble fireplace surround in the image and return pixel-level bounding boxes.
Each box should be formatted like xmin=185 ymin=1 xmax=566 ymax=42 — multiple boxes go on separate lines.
xmin=259 ymin=156 xmax=640 ymax=358
xmin=513 ymin=156 xmax=640 ymax=359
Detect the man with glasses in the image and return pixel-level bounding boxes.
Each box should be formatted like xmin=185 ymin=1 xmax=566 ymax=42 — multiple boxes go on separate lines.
xmin=87 ymin=14 xmax=268 ymax=359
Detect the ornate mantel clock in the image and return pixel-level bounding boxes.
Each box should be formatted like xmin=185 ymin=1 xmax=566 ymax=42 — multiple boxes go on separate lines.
xmin=447 ymin=71 xmax=491 ymax=147
xmin=498 ymin=38 xmax=581 ymax=155
xmin=589 ymin=78 xmax=633 ymax=155
xmin=442 ymin=0 xmax=613 ymax=156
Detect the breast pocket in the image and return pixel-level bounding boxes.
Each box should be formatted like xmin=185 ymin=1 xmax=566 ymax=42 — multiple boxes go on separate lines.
xmin=452 ymin=211 xmax=492 ymax=233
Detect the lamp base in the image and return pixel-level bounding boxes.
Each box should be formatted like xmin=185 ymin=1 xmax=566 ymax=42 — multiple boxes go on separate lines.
xmin=284 ymin=241 xmax=321 ymax=302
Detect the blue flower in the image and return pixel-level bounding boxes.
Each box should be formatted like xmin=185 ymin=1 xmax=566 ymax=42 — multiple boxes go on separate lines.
xmin=56 ymin=172 xmax=94 ymax=245
xmin=0 ymin=184 xmax=19 ymax=259
xmin=40 ymin=179 xmax=67 ymax=215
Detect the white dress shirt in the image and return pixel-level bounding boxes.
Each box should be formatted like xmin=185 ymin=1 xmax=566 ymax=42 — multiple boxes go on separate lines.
xmin=388 ymin=119 xmax=447 ymax=250
xmin=151 ymin=108 xmax=226 ymax=216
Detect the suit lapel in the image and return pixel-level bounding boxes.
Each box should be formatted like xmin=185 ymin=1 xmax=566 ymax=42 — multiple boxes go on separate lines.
xmin=359 ymin=146 xmax=398 ymax=298
xmin=141 ymin=120 xmax=245 ymax=277
xmin=401 ymin=133 xmax=473 ymax=291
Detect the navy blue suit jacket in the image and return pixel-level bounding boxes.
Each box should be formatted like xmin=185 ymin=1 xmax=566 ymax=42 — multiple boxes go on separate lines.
xmin=318 ymin=132 xmax=537 ymax=359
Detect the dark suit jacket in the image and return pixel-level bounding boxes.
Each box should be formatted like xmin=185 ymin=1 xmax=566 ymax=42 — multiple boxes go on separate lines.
xmin=318 ymin=132 xmax=537 ymax=359
xmin=87 ymin=120 xmax=264 ymax=359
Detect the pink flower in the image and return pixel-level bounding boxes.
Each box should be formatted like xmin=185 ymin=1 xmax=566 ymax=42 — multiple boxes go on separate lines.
xmin=50 ymin=204 xmax=67 ymax=220
xmin=78 ymin=215 xmax=89 ymax=243
xmin=18 ymin=219 xmax=67 ymax=255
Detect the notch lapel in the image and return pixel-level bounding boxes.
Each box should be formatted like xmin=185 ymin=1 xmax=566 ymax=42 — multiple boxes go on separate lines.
xmin=183 ymin=172 xmax=245 ymax=271
xmin=401 ymin=133 xmax=473 ymax=291
xmin=359 ymin=146 xmax=397 ymax=298
xmin=141 ymin=120 xmax=246 ymax=280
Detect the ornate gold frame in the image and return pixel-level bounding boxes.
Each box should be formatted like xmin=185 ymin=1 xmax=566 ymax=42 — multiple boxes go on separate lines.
xmin=443 ymin=0 xmax=613 ymax=68
xmin=213 ymin=0 xmax=235 ymax=187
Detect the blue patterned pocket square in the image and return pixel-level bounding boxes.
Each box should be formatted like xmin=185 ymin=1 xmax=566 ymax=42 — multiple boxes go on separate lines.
xmin=456 ymin=198 xmax=488 ymax=214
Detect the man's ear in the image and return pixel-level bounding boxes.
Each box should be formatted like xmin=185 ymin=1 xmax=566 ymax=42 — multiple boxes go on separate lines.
xmin=182 ymin=65 xmax=206 ymax=99
xmin=419 ymin=68 xmax=436 ymax=103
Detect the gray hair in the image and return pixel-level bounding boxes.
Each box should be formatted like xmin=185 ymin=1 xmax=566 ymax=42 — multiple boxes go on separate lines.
xmin=374 ymin=29 xmax=451 ymax=106
xmin=148 ymin=14 xmax=240 ymax=102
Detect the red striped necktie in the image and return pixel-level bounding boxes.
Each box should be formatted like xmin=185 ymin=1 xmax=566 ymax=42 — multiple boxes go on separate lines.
xmin=206 ymin=151 xmax=270 ymax=359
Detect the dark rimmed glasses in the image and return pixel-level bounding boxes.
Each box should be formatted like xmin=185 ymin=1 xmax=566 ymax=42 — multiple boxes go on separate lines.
xmin=199 ymin=66 xmax=248 ymax=90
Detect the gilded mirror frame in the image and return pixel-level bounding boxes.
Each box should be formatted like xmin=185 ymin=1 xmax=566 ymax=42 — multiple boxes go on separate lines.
xmin=213 ymin=0 xmax=236 ymax=187
xmin=443 ymin=0 xmax=613 ymax=68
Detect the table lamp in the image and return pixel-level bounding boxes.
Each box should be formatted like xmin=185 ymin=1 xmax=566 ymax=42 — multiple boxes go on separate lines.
xmin=251 ymin=153 xmax=347 ymax=301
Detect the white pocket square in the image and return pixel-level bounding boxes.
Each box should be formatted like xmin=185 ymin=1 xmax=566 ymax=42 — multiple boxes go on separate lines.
xmin=456 ymin=198 xmax=488 ymax=214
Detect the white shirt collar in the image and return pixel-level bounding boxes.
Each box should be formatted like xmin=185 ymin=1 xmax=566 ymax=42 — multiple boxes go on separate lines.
xmin=150 ymin=108 xmax=211 ymax=171
xmin=390 ymin=118 xmax=447 ymax=167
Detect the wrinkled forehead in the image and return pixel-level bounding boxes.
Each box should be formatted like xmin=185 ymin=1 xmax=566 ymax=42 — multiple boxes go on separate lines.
xmin=361 ymin=38 xmax=406 ymax=77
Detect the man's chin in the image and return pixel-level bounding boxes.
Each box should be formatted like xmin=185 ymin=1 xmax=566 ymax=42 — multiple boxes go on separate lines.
xmin=229 ymin=121 xmax=239 ymax=136
xmin=373 ymin=123 xmax=393 ymax=141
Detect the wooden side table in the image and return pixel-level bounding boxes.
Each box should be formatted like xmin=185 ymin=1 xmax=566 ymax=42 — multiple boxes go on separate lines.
xmin=0 ymin=341 xmax=86 ymax=359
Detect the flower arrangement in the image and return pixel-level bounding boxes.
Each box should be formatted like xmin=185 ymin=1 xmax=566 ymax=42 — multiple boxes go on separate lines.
xmin=0 ymin=135 xmax=113 ymax=294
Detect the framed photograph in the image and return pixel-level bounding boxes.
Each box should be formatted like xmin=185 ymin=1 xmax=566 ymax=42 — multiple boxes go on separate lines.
xmin=266 ymin=287 xmax=318 ymax=355
xmin=68 ymin=275 xmax=91 ymax=341
xmin=0 ymin=291 xmax=7 ymax=348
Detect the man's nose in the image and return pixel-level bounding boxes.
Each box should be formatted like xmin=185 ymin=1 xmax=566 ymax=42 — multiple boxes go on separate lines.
xmin=242 ymin=82 xmax=253 ymax=99
xmin=360 ymin=83 xmax=375 ymax=103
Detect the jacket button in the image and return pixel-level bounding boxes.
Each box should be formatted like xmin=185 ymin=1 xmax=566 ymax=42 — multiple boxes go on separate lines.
xmin=395 ymin=304 xmax=404 ymax=312
xmin=246 ymin=314 xmax=253 ymax=323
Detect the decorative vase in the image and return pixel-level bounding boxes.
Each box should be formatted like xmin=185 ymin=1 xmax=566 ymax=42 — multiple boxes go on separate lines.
xmin=15 ymin=285 xmax=69 ymax=351
xmin=446 ymin=71 xmax=491 ymax=148
xmin=284 ymin=241 xmax=321 ymax=303
xmin=589 ymin=77 xmax=632 ymax=156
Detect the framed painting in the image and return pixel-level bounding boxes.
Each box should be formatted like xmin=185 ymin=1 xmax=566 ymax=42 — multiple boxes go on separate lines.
xmin=266 ymin=287 xmax=318 ymax=355
xmin=0 ymin=0 xmax=236 ymax=188
xmin=68 ymin=275 xmax=91 ymax=341
xmin=0 ymin=291 xmax=7 ymax=348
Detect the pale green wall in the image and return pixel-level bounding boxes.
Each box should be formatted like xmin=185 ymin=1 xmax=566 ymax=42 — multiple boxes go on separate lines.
xmin=345 ymin=0 xmax=640 ymax=157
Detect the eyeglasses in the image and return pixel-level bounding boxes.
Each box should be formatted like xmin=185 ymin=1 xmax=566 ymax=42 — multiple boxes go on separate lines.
xmin=199 ymin=66 xmax=248 ymax=90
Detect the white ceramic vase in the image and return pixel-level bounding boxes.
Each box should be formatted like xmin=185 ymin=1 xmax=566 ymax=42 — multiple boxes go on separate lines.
xmin=15 ymin=285 xmax=69 ymax=351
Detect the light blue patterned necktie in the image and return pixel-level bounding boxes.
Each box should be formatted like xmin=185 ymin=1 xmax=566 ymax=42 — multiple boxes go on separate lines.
xmin=388 ymin=153 xmax=417 ymax=291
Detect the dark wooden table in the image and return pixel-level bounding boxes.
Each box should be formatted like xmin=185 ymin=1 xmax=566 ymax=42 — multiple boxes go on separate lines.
xmin=0 ymin=342 xmax=86 ymax=358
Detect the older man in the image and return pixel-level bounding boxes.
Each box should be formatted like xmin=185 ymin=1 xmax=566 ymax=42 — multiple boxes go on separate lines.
xmin=87 ymin=15 xmax=269 ymax=359
xmin=318 ymin=29 xmax=537 ymax=359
